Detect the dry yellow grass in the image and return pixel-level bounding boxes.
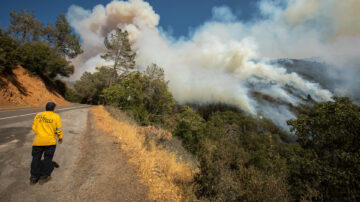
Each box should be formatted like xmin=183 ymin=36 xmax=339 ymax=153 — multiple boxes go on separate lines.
xmin=91 ymin=106 xmax=195 ymax=201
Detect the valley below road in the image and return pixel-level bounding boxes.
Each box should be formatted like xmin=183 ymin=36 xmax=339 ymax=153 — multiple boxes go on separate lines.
xmin=0 ymin=105 xmax=149 ymax=201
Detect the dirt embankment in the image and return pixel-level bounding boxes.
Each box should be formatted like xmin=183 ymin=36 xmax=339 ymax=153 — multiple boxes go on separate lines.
xmin=0 ymin=66 xmax=70 ymax=108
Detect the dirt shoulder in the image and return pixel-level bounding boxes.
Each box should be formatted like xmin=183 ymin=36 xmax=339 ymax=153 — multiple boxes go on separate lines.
xmin=92 ymin=106 xmax=196 ymax=201
xmin=65 ymin=111 xmax=149 ymax=201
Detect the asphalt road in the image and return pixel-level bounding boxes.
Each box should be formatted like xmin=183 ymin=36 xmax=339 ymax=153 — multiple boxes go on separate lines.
xmin=0 ymin=104 xmax=92 ymax=201
xmin=0 ymin=104 xmax=90 ymax=126
xmin=0 ymin=104 xmax=149 ymax=201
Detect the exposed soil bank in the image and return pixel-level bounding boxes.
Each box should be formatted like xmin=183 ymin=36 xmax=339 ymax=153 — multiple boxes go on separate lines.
xmin=0 ymin=66 xmax=70 ymax=108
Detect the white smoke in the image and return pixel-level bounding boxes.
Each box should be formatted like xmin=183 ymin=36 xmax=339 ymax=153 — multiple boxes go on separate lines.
xmin=67 ymin=0 xmax=360 ymax=129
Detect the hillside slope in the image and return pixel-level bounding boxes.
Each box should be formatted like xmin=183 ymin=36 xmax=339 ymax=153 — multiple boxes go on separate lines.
xmin=0 ymin=66 xmax=70 ymax=107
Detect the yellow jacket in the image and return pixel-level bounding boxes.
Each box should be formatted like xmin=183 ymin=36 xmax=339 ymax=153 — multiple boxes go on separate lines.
xmin=32 ymin=111 xmax=63 ymax=146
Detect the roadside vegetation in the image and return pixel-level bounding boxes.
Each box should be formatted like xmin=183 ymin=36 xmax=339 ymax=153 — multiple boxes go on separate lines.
xmin=0 ymin=8 xmax=82 ymax=98
xmin=91 ymin=106 xmax=195 ymax=201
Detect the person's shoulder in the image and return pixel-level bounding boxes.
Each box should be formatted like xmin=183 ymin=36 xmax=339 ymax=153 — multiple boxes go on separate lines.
xmin=53 ymin=112 xmax=61 ymax=119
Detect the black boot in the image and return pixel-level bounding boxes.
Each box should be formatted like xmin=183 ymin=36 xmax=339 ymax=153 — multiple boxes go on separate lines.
xmin=29 ymin=176 xmax=39 ymax=185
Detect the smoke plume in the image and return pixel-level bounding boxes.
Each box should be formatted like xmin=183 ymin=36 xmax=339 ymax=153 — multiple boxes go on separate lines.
xmin=67 ymin=0 xmax=360 ymax=130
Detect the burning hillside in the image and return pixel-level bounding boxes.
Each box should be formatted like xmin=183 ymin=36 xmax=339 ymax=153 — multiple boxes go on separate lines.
xmin=66 ymin=0 xmax=360 ymax=129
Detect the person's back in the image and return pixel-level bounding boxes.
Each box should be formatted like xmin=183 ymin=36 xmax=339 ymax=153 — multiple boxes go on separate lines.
xmin=32 ymin=111 xmax=62 ymax=146
xmin=30 ymin=102 xmax=63 ymax=184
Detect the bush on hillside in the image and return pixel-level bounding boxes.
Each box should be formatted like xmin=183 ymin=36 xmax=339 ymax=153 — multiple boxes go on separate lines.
xmin=102 ymin=65 xmax=175 ymax=126
xmin=142 ymin=64 xmax=175 ymax=124
xmin=287 ymin=97 xmax=360 ymax=201
xmin=0 ymin=30 xmax=19 ymax=74
xmin=102 ymin=72 xmax=148 ymax=124
xmin=64 ymin=87 xmax=82 ymax=103
xmin=197 ymin=138 xmax=290 ymax=201
xmin=74 ymin=66 xmax=115 ymax=104
xmin=18 ymin=41 xmax=74 ymax=78
xmin=190 ymin=110 xmax=295 ymax=201
xmin=173 ymin=106 xmax=205 ymax=154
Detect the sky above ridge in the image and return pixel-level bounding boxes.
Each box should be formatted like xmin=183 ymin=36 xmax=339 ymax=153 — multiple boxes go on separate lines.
xmin=0 ymin=0 xmax=259 ymax=37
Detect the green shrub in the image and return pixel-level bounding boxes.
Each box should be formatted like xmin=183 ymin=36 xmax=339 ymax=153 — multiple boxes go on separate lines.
xmin=173 ymin=108 xmax=296 ymax=201
xmin=74 ymin=66 xmax=115 ymax=104
xmin=0 ymin=30 xmax=19 ymax=73
xmin=288 ymin=97 xmax=360 ymax=201
xmin=173 ymin=106 xmax=205 ymax=154
xmin=64 ymin=87 xmax=81 ymax=103
xmin=18 ymin=41 xmax=73 ymax=78
xmin=195 ymin=136 xmax=291 ymax=201
xmin=102 ymin=65 xmax=175 ymax=126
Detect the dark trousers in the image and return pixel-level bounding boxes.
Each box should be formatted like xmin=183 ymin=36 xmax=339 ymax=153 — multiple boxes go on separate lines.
xmin=30 ymin=145 xmax=56 ymax=179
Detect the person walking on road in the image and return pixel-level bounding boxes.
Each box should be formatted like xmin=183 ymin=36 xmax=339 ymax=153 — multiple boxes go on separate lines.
xmin=30 ymin=102 xmax=63 ymax=184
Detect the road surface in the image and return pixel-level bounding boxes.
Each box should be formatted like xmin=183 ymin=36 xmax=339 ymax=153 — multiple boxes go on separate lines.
xmin=0 ymin=105 xmax=91 ymax=201
xmin=0 ymin=104 xmax=148 ymax=201
xmin=0 ymin=104 xmax=89 ymax=126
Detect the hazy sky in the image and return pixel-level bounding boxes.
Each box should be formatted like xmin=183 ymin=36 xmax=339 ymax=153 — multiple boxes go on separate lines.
xmin=0 ymin=0 xmax=259 ymax=37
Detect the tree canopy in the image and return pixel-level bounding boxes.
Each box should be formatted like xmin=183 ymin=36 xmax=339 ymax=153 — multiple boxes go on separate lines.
xmin=102 ymin=64 xmax=174 ymax=125
xmin=0 ymin=30 xmax=19 ymax=73
xmin=53 ymin=13 xmax=83 ymax=58
xmin=101 ymin=28 xmax=136 ymax=86
xmin=74 ymin=66 xmax=116 ymax=104
xmin=3 ymin=9 xmax=83 ymax=80
xmin=8 ymin=8 xmax=42 ymax=43
xmin=18 ymin=41 xmax=74 ymax=78
xmin=287 ymin=97 xmax=360 ymax=201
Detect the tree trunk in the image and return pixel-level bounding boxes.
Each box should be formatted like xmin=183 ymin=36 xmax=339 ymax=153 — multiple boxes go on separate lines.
xmin=109 ymin=56 xmax=119 ymax=87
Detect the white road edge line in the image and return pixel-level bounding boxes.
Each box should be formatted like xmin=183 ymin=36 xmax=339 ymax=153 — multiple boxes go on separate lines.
xmin=0 ymin=106 xmax=89 ymax=120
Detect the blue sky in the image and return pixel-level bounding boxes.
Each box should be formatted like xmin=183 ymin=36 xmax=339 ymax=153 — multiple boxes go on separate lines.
xmin=0 ymin=0 xmax=259 ymax=37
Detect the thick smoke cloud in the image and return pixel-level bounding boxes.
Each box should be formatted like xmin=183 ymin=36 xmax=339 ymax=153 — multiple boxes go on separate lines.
xmin=67 ymin=0 xmax=359 ymax=130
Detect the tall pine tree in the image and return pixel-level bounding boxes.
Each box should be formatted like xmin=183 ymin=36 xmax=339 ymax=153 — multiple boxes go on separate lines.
xmin=8 ymin=8 xmax=42 ymax=43
xmin=101 ymin=28 xmax=136 ymax=86
xmin=53 ymin=13 xmax=83 ymax=58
